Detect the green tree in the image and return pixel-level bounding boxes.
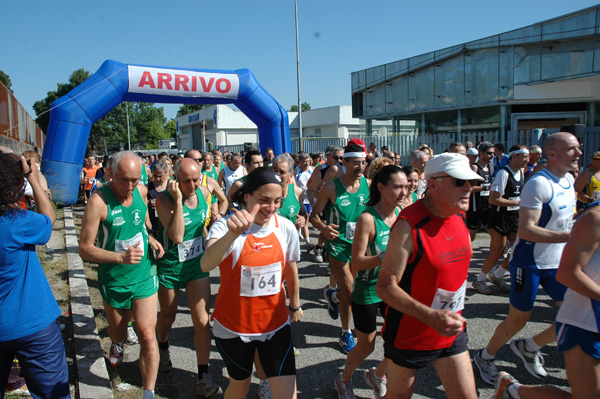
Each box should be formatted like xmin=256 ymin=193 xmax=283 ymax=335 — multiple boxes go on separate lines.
xmin=0 ymin=70 xmax=13 ymax=93
xmin=164 ymin=119 xmax=177 ymax=140
xmin=289 ymin=102 xmax=311 ymax=112
xmin=177 ymin=104 xmax=209 ymax=117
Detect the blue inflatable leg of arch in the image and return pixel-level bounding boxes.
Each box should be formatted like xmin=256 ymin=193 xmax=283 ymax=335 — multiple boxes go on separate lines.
xmin=41 ymin=60 xmax=291 ymax=205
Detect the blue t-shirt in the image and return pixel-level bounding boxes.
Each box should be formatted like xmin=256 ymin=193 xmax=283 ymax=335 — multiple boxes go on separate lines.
xmin=0 ymin=210 xmax=60 ymax=341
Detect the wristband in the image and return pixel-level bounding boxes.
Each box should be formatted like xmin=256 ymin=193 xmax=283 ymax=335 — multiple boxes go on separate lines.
xmin=288 ymin=305 xmax=301 ymax=312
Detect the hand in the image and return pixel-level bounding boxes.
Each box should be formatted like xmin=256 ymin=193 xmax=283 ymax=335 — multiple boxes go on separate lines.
xmin=323 ymin=223 xmax=340 ymax=241
xmin=295 ymin=214 xmax=306 ymax=229
xmin=427 ymin=309 xmax=466 ymax=337
xmin=167 ymin=180 xmax=182 ymax=202
xmin=120 ymin=241 xmax=144 ymax=264
xmin=148 ymin=236 xmax=165 ymax=259
xmin=211 ymin=212 xmax=222 ymax=223
xmin=227 ymin=204 xmax=260 ymax=236
xmin=288 ymin=307 xmax=304 ymax=322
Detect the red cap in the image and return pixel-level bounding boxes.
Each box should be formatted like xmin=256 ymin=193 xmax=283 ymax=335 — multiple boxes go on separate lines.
xmin=347 ymin=138 xmax=367 ymax=153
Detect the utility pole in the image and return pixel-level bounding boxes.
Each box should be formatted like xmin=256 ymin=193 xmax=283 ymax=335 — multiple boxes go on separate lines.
xmin=295 ymin=0 xmax=303 ymax=152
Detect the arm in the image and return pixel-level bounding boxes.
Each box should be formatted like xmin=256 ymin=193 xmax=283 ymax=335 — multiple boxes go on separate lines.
xmin=226 ymin=180 xmax=243 ymax=213
xmin=306 ymin=168 xmax=322 ymax=207
xmin=517 ymin=206 xmax=571 ymax=243
xmin=488 ymin=191 xmax=519 ymax=208
xmin=469 ymin=164 xmax=484 ymax=193
xmin=575 ymin=169 xmax=593 ymax=203
xmin=284 ymin=261 xmax=303 ymax=322
xmin=376 ymin=219 xmax=465 ymax=337
xmin=294 ymin=186 xmax=307 ymax=229
xmin=308 ymin=181 xmax=339 ymax=240
xmin=207 ymin=176 xmax=228 ymax=217
xmin=556 ymin=206 xmax=600 ymax=300
xmin=23 ymin=157 xmax=55 ymax=225
xmin=138 ymin=185 xmax=164 ymax=258
xmin=217 ymin=169 xmax=225 ymax=188
xmin=350 ymin=212 xmax=380 ymax=271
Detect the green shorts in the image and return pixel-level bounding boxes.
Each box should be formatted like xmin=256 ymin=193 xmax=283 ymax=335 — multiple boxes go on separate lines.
xmin=157 ymin=264 xmax=209 ymax=290
xmin=326 ymin=239 xmax=353 ymax=263
xmin=100 ymin=274 xmax=159 ymax=309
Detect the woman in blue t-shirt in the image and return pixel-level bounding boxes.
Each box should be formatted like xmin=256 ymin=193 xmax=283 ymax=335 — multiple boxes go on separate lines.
xmin=0 ymin=153 xmax=70 ymax=399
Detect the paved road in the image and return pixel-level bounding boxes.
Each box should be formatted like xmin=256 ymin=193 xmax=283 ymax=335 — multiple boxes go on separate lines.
xmin=118 ymin=229 xmax=569 ymax=398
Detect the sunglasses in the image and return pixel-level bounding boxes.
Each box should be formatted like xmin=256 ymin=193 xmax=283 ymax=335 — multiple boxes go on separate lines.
xmin=487 ymin=152 xmax=495 ymax=156
xmin=333 ymin=156 xmax=343 ymax=161
xmin=432 ymin=176 xmax=477 ymax=187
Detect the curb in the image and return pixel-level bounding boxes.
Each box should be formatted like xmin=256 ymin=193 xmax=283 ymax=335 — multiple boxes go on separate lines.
xmin=64 ymin=207 xmax=114 ymax=399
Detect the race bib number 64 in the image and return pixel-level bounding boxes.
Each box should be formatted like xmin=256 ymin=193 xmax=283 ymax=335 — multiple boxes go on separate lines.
xmin=240 ymin=262 xmax=282 ymax=297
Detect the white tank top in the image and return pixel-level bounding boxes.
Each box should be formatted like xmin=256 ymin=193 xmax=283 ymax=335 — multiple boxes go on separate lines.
xmin=224 ymin=165 xmax=245 ymax=196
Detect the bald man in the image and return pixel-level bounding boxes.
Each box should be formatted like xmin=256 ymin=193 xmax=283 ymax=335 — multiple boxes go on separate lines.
xmin=185 ymin=149 xmax=228 ymax=225
xmin=79 ymin=151 xmax=164 ymax=399
xmin=153 ymin=158 xmax=221 ymax=396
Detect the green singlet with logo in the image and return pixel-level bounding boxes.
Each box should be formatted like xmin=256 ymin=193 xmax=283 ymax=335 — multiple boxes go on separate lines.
xmin=139 ymin=164 xmax=148 ymax=185
xmin=97 ymin=185 xmax=153 ymax=286
xmin=157 ymin=188 xmax=210 ymax=289
xmin=352 ymin=206 xmax=398 ymax=304
xmin=277 ymin=183 xmax=300 ymax=224
xmin=202 ymin=168 xmax=219 ymax=204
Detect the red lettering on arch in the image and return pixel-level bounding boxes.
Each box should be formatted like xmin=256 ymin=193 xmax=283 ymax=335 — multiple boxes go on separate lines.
xmin=157 ymin=73 xmax=173 ymax=90
xmin=174 ymin=74 xmax=190 ymax=91
xmin=216 ymin=78 xmax=231 ymax=93
xmin=199 ymin=77 xmax=214 ymax=92
xmin=138 ymin=71 xmax=156 ymax=88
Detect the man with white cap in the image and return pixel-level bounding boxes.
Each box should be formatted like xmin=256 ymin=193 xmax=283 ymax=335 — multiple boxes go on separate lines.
xmin=466 ymin=147 xmax=478 ymax=165
xmin=376 ymin=153 xmax=482 ymax=398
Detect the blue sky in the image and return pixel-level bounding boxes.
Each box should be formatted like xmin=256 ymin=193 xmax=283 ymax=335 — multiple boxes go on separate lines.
xmin=2 ymin=0 xmax=598 ymax=121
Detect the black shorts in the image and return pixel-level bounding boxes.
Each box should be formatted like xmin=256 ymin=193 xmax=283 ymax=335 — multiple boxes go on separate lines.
xmin=351 ymin=301 xmax=387 ymax=335
xmin=384 ymin=329 xmax=469 ymax=370
xmin=466 ymin=208 xmax=490 ymax=231
xmin=215 ymin=324 xmax=296 ymax=381
xmin=487 ymin=211 xmax=519 ymax=236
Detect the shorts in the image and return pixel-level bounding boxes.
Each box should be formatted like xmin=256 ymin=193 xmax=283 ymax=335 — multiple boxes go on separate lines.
xmin=158 ymin=264 xmax=209 ymax=290
xmin=509 ymin=265 xmax=567 ymax=312
xmin=384 ymin=329 xmax=469 ymax=370
xmin=326 ymin=239 xmax=352 ymax=263
xmin=352 ymin=301 xmax=387 ymax=335
xmin=0 ymin=320 xmax=70 ymax=399
xmin=100 ymin=274 xmax=159 ymax=309
xmin=215 ymin=324 xmax=296 ymax=381
xmin=557 ymin=322 xmax=600 ymax=359
xmin=487 ymin=211 xmax=519 ymax=236
xmin=466 ymin=208 xmax=490 ymax=231
xmin=304 ymin=203 xmax=312 ymax=215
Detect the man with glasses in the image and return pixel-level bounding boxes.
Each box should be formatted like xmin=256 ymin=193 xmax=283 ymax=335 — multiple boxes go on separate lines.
xmin=310 ymin=143 xmax=370 ymax=354
xmin=474 ymin=133 xmax=580 ymax=385
xmin=184 ymin=150 xmax=228 ymax=225
xmin=376 ymin=153 xmax=482 ymax=399
xmin=466 ymin=141 xmax=495 ymax=241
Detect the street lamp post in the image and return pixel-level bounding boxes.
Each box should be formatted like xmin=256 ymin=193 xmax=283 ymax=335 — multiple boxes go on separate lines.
xmin=295 ymin=0 xmax=303 ymax=152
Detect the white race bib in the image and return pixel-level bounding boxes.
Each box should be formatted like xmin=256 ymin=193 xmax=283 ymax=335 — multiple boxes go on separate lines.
xmin=88 ymin=178 xmax=95 ymax=184
xmin=556 ymin=217 xmax=575 ymax=232
xmin=593 ymin=190 xmax=600 ymax=200
xmin=431 ymin=281 xmax=466 ymax=312
xmin=115 ymin=232 xmax=145 ymax=256
xmin=177 ymin=236 xmax=204 ymax=262
xmin=507 ymin=196 xmax=520 ymax=211
xmin=240 ymin=262 xmax=282 ymax=297
xmin=345 ymin=222 xmax=357 ymax=240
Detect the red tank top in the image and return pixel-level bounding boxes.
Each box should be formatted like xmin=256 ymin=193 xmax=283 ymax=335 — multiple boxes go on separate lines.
xmin=382 ymin=200 xmax=471 ymax=350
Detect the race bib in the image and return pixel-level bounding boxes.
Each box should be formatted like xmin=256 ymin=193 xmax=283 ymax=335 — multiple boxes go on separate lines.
xmin=240 ymin=262 xmax=282 ymax=297
xmin=507 ymin=196 xmax=520 ymax=211
xmin=88 ymin=178 xmax=95 ymax=184
xmin=593 ymin=190 xmax=600 ymax=200
xmin=480 ymin=184 xmax=490 ymax=197
xmin=115 ymin=232 xmax=145 ymax=256
xmin=556 ymin=217 xmax=575 ymax=232
xmin=345 ymin=222 xmax=357 ymax=240
xmin=431 ymin=281 xmax=466 ymax=312
xmin=177 ymin=236 xmax=204 ymax=262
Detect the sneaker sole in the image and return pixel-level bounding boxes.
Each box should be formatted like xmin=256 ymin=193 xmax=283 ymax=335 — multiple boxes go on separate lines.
xmin=510 ymin=341 xmax=546 ymax=379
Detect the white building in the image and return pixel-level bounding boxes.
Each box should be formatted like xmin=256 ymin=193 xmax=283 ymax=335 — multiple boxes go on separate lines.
xmin=176 ymin=104 xmax=359 ymax=152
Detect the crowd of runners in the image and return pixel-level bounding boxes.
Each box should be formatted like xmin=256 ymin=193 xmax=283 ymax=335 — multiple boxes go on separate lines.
xmin=1 ymin=131 xmax=600 ymax=399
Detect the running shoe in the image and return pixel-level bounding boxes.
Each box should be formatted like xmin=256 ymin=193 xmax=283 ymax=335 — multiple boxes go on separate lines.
xmin=325 ymin=288 xmax=339 ymax=320
xmin=197 ymin=372 xmax=221 ymax=397
xmin=158 ymin=346 xmax=172 ymax=373
xmin=109 ymin=342 xmax=124 ymax=367
xmin=258 ymin=379 xmax=272 ymax=399
xmin=306 ymin=242 xmax=315 ymax=253
xmin=473 ymin=349 xmax=498 ymax=385
xmin=314 ymin=246 xmax=324 ymax=263
xmin=487 ymin=273 xmax=510 ymax=293
xmin=510 ymin=338 xmax=547 ymax=378
xmin=363 ymin=367 xmax=387 ymax=399
xmin=472 ymin=279 xmax=492 ymax=295
xmin=334 ymin=373 xmax=356 ymax=399
xmin=126 ymin=324 xmax=139 ymax=345
xmin=494 ymin=371 xmax=519 ymax=399
xmin=339 ymin=331 xmax=356 ymax=354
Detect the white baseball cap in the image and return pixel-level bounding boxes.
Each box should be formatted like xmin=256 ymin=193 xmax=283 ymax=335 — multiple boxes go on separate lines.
xmin=425 ymin=153 xmax=484 ymax=181
xmin=466 ymin=148 xmax=478 ymax=156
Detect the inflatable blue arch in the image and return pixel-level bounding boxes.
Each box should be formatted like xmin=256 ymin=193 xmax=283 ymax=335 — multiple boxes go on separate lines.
xmin=41 ymin=59 xmax=291 ymax=204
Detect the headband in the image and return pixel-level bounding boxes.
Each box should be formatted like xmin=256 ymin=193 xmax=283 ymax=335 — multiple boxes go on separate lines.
xmin=592 ymin=155 xmax=600 ymax=160
xmin=244 ymin=167 xmax=282 ymax=195
xmin=509 ymin=149 xmax=529 ymax=156
xmin=343 ymin=152 xmax=367 ymax=159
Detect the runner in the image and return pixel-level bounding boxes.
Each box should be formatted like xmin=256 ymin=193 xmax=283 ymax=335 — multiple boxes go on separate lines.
xmin=575 ymin=150 xmax=600 ymax=211
xmin=474 ymin=133 xmax=580 ymax=385
xmin=227 ymin=150 xmax=264 ymax=212
xmin=295 ymin=152 xmax=313 ymax=250
xmin=334 ymin=165 xmax=408 ymax=399
xmin=78 ymin=151 xmax=164 ymax=399
xmin=146 ymin=160 xmax=170 ymax=236
xmin=154 ymin=158 xmax=221 ymax=396
xmin=273 ymin=153 xmax=306 ymax=229
xmin=81 ymin=154 xmax=100 ymax=203
xmin=409 ymin=149 xmax=429 ymax=197
xmin=218 ymin=153 xmax=246 ymax=197
xmin=310 ymin=143 xmax=370 ymax=353
xmin=201 ymin=167 xmax=302 ymax=398
xmin=466 ymin=141 xmax=495 ymax=241
xmin=400 ymin=165 xmax=420 ymax=208
xmin=376 ymin=153 xmax=481 ymax=399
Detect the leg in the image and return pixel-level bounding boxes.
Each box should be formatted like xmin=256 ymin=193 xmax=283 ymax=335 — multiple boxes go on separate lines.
xmin=341 ymin=329 xmax=377 ymax=380
xmin=224 ymin=377 xmax=251 ymax=399
xmin=185 ymin=278 xmax=211 ymax=366
xmin=433 ymin=351 xmax=477 ymax=399
xmin=565 ymin=344 xmax=600 ymax=399
xmin=486 ymin=304 xmax=531 ymax=356
xmin=156 ymin=286 xmax=179 ymax=344
xmin=268 ymin=375 xmax=297 ymax=399
xmin=384 ymin=360 xmax=417 ymax=399
xmin=103 ymin=300 xmax=129 ymax=344
xmin=482 ymin=230 xmax=506 ymax=275
xmin=329 ymin=258 xmax=353 ymax=331
xmin=132 ymin=293 xmax=159 ymax=392
xmin=532 ymin=322 xmax=558 ymax=348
